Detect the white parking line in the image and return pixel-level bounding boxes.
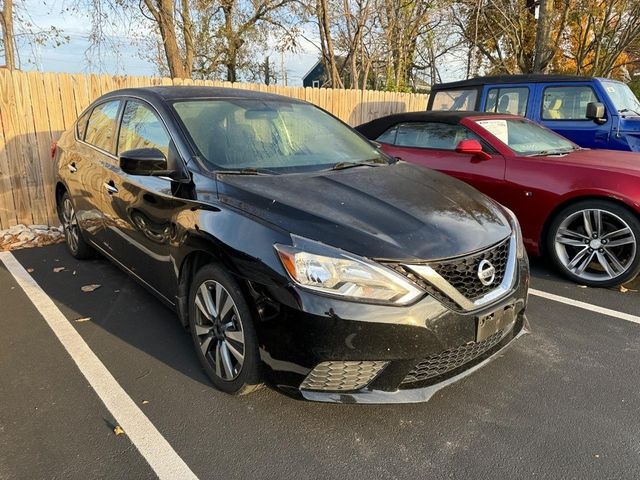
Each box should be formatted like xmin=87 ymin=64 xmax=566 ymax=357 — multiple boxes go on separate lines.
xmin=0 ymin=252 xmax=199 ymax=480
xmin=530 ymin=288 xmax=640 ymax=325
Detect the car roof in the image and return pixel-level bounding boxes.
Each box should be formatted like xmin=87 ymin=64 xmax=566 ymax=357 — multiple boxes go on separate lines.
xmin=355 ymin=111 xmax=508 ymax=139
xmin=431 ymin=74 xmax=597 ymax=91
xmin=98 ymin=86 xmax=306 ymax=104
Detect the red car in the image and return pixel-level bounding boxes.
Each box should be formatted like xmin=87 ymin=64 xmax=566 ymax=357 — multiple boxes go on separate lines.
xmin=356 ymin=112 xmax=640 ymax=287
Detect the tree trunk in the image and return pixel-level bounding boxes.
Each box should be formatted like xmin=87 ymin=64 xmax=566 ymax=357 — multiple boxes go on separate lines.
xmin=532 ymin=0 xmax=549 ymax=73
xmin=0 ymin=0 xmax=16 ymax=69
xmin=143 ymin=0 xmax=192 ymax=78
xmin=316 ymin=0 xmax=342 ymax=88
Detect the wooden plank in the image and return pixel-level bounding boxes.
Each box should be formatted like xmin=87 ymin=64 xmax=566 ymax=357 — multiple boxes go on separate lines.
xmin=0 ymin=70 xmax=17 ymax=228
xmin=16 ymin=71 xmax=50 ymax=225
xmin=27 ymin=72 xmax=57 ymax=225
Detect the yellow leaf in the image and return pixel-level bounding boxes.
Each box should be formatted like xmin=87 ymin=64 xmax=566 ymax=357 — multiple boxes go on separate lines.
xmin=113 ymin=425 xmax=125 ymax=436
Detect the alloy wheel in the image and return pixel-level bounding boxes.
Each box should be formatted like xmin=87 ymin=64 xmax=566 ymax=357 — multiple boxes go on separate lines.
xmin=554 ymin=208 xmax=637 ymax=282
xmin=193 ymin=280 xmax=245 ymax=381
xmin=61 ymin=197 xmax=80 ymax=253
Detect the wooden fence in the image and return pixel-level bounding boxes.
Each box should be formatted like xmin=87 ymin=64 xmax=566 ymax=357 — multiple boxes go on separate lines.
xmin=0 ymin=70 xmax=427 ymax=229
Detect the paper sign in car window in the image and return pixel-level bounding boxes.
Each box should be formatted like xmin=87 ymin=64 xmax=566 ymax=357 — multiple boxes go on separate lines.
xmin=476 ymin=119 xmax=509 ymax=144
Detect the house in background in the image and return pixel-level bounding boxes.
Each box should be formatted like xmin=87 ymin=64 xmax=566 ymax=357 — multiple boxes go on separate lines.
xmin=302 ymin=56 xmax=350 ymax=88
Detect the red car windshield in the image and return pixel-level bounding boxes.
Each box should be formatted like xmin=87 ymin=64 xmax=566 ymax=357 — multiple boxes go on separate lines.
xmin=472 ymin=118 xmax=578 ymax=156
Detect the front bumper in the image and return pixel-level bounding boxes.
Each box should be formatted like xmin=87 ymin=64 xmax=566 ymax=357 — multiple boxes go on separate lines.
xmin=254 ymin=256 xmax=530 ymax=404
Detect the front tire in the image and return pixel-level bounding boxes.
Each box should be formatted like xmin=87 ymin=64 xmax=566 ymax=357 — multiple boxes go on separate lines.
xmin=546 ymin=200 xmax=640 ymax=287
xmin=58 ymin=192 xmax=93 ymax=259
xmin=188 ymin=263 xmax=262 ymax=395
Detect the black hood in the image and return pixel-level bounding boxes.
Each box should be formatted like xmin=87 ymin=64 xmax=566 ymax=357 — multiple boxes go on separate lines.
xmin=216 ymin=162 xmax=511 ymax=261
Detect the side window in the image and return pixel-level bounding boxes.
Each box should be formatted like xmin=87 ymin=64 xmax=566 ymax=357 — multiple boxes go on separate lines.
xmin=84 ymin=100 xmax=121 ymax=153
xmin=117 ymin=101 xmax=170 ymax=157
xmin=76 ymin=110 xmax=89 ymax=140
xmin=484 ymin=87 xmax=529 ymax=116
xmin=376 ymin=126 xmax=397 ymax=144
xmin=541 ymin=86 xmax=598 ymax=120
xmin=395 ymin=122 xmax=481 ymax=150
xmin=431 ymin=89 xmax=478 ymax=111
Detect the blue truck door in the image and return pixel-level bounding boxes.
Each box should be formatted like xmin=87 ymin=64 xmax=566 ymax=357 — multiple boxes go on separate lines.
xmin=534 ymin=82 xmax=611 ymax=148
xmin=480 ymin=84 xmax=532 ymax=117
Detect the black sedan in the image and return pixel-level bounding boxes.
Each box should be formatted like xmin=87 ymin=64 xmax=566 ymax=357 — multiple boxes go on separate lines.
xmin=53 ymin=87 xmax=530 ymax=403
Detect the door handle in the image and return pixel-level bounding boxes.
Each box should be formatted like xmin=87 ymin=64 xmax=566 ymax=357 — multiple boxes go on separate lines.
xmin=68 ymin=162 xmax=77 ymax=173
xmin=103 ymin=181 xmax=118 ymax=195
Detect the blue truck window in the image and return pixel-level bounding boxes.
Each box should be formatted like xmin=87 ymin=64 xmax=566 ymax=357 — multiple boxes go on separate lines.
xmin=541 ymin=86 xmax=598 ymax=120
xmin=485 ymin=87 xmax=529 ymax=116
xmin=431 ymin=89 xmax=478 ymax=111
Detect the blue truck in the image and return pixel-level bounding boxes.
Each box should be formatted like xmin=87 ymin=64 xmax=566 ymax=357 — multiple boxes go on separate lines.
xmin=427 ymin=74 xmax=640 ymax=152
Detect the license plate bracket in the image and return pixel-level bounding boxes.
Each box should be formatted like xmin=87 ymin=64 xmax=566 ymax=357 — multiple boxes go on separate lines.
xmin=476 ymin=304 xmax=516 ymax=342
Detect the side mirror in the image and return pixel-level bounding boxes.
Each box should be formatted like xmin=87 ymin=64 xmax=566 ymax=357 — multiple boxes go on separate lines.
xmin=586 ymin=102 xmax=606 ymax=123
xmin=455 ymin=139 xmax=491 ymax=160
xmin=120 ymin=147 xmax=189 ymax=182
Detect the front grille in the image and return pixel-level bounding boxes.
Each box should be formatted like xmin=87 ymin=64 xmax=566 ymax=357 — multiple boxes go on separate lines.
xmin=431 ymin=238 xmax=510 ymax=300
xmin=300 ymin=361 xmax=388 ymax=392
xmin=401 ymin=330 xmax=505 ymax=385
xmin=389 ymin=237 xmax=512 ymax=311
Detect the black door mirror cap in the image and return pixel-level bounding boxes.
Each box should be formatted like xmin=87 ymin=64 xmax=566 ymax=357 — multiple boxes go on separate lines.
xmin=586 ymin=102 xmax=606 ymax=123
xmin=120 ymin=147 xmax=190 ymax=182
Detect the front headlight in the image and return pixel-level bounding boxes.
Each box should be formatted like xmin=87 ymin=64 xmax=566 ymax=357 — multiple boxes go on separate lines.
xmin=274 ymin=237 xmax=423 ymax=305
xmin=503 ymin=206 xmax=525 ymax=259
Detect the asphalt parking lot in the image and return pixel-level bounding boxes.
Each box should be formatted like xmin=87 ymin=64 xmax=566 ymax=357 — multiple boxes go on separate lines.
xmin=2 ymin=244 xmax=640 ymax=480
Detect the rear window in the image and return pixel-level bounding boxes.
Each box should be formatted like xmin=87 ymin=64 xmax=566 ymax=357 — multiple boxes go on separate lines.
xmin=84 ymin=100 xmax=121 ymax=153
xmin=392 ymin=122 xmax=481 ymax=150
xmin=76 ymin=111 xmax=89 ymax=140
xmin=431 ymin=89 xmax=478 ymax=111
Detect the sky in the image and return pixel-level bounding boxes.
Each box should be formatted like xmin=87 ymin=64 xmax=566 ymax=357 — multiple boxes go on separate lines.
xmin=15 ymin=0 xmax=320 ymax=85
xmin=14 ymin=0 xmax=465 ymax=85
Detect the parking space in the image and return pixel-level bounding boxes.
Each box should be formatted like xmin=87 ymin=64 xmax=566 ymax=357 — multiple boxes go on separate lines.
xmin=2 ymin=244 xmax=640 ymax=479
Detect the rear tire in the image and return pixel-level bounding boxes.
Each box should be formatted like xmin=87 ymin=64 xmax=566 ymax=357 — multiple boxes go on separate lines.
xmin=546 ymin=199 xmax=640 ymax=287
xmin=58 ymin=191 xmax=93 ymax=259
xmin=188 ymin=263 xmax=262 ymax=395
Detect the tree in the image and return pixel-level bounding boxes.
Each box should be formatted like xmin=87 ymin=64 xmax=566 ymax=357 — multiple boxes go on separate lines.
xmin=0 ymin=0 xmax=15 ymax=69
xmin=453 ymin=0 xmax=570 ymax=75
xmin=557 ymin=0 xmax=640 ymax=77
xmin=140 ymin=0 xmax=194 ymax=78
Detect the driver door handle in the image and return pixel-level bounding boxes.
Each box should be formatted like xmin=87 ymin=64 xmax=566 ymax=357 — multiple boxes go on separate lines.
xmin=103 ymin=181 xmax=118 ymax=195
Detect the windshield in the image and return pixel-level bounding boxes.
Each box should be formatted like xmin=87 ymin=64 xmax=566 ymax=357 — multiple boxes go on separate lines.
xmin=602 ymin=81 xmax=640 ymax=115
xmin=473 ymin=118 xmax=577 ymax=156
xmin=172 ymin=99 xmax=384 ymax=173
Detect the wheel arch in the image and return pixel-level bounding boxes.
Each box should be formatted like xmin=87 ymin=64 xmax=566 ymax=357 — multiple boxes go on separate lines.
xmin=55 ymin=181 xmax=68 ymax=208
xmin=539 ymin=194 xmax=640 ymax=256
xmin=176 ymin=245 xmax=225 ymax=328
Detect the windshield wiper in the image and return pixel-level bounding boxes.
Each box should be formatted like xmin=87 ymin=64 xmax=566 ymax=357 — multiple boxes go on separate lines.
xmin=618 ymin=108 xmax=640 ymax=116
xmin=330 ymin=160 xmax=385 ymax=171
xmin=525 ymin=149 xmax=574 ymax=157
xmin=215 ymin=167 xmax=278 ymax=176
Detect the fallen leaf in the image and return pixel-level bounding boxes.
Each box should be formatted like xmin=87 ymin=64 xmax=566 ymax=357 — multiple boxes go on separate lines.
xmin=27 ymin=268 xmax=34 ymax=273
xmin=113 ymin=425 xmax=125 ymax=436
xmin=142 ymin=400 xmax=149 ymax=405
xmin=81 ymin=284 xmax=101 ymax=292
xmin=620 ymin=285 xmax=629 ymax=293
xmin=75 ymin=317 xmax=91 ymax=323
xmin=578 ymin=285 xmax=588 ymax=289
xmin=53 ymin=267 xmax=65 ymax=273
